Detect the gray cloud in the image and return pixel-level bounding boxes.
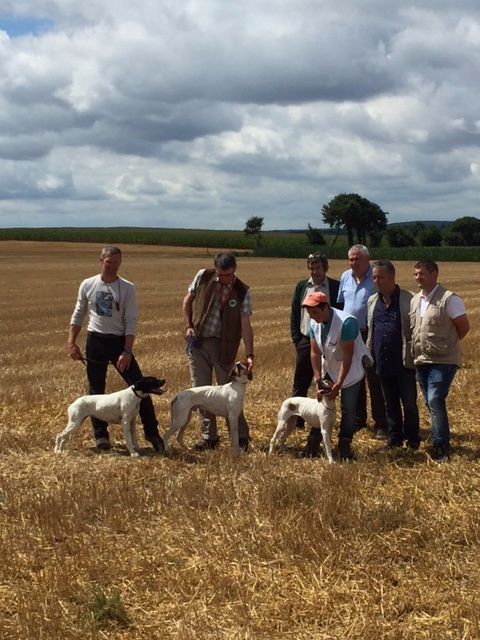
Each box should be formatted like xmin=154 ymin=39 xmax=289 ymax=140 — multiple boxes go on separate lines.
xmin=0 ymin=1 xmax=479 ymax=228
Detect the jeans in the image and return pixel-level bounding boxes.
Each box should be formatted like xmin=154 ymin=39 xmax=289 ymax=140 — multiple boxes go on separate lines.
xmin=339 ymin=379 xmax=363 ymax=442
xmin=86 ymin=332 xmax=159 ymax=441
xmin=416 ymin=363 xmax=458 ymax=450
xmin=379 ymin=368 xmax=419 ymax=446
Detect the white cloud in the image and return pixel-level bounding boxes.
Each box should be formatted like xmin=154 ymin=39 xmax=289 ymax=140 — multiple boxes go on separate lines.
xmin=0 ymin=1 xmax=479 ymax=229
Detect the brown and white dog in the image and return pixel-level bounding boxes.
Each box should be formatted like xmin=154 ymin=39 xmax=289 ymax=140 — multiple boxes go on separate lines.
xmin=54 ymin=376 xmax=165 ymax=456
xmin=163 ymin=362 xmax=251 ymax=455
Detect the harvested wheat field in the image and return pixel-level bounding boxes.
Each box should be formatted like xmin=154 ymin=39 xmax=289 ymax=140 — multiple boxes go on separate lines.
xmin=1 ymin=241 xmax=480 ymax=640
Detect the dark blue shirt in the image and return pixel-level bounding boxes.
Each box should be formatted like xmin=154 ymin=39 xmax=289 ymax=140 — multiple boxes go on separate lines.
xmin=372 ymin=286 xmax=403 ymax=377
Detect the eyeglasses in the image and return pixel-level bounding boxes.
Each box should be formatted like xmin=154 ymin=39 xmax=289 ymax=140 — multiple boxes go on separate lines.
xmin=308 ymin=253 xmax=327 ymax=261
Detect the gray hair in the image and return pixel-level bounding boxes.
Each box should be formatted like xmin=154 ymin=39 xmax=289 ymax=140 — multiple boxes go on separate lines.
xmin=348 ymin=244 xmax=369 ymax=257
xmin=100 ymin=246 xmax=122 ymax=259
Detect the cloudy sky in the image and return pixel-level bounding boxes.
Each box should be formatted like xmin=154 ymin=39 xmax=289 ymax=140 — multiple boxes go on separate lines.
xmin=0 ymin=1 xmax=479 ymax=230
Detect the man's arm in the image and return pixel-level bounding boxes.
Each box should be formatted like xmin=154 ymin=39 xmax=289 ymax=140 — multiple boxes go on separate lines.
xmin=452 ymin=314 xmax=470 ymax=340
xmin=329 ymin=339 xmax=354 ymax=399
xmin=67 ymin=324 xmax=83 ymax=360
xmin=241 ymin=314 xmax=254 ymax=373
xmin=67 ymin=281 xmax=87 ymax=359
xmin=183 ymin=292 xmax=196 ymax=339
xmin=309 ymin=337 xmax=323 ymax=382
xmin=116 ymin=334 xmax=135 ymax=373
xmin=290 ymin=282 xmax=303 ymax=343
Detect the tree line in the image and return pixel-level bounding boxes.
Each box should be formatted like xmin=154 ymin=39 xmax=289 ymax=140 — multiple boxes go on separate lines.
xmin=244 ymin=193 xmax=480 ymax=248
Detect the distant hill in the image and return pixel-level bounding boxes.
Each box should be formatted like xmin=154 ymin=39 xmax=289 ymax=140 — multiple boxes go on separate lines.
xmin=269 ymin=221 xmax=453 ymax=233
xmin=387 ymin=220 xmax=452 ymax=228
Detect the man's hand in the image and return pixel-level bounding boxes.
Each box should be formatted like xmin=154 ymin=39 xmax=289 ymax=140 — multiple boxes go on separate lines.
xmin=184 ymin=327 xmax=196 ymax=341
xmin=246 ymin=354 xmax=254 ymax=376
xmin=316 ymin=379 xmax=339 ymax=401
xmin=117 ymin=352 xmax=132 ymax=372
xmin=67 ymin=343 xmax=82 ymax=361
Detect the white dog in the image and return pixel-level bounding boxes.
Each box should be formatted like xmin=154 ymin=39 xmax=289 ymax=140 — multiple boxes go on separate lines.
xmin=54 ymin=376 xmax=165 ymax=457
xmin=269 ymin=392 xmax=336 ymax=463
xmin=163 ymin=362 xmax=251 ymax=455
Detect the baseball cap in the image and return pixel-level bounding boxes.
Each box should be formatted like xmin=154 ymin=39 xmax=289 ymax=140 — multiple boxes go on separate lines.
xmin=302 ymin=291 xmax=329 ymax=307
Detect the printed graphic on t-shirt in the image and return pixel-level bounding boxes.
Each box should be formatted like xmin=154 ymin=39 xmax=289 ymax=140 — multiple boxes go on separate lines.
xmin=95 ymin=291 xmax=113 ymax=316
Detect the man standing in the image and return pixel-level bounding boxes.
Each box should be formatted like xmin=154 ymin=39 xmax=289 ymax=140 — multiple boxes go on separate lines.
xmin=410 ymin=260 xmax=470 ymax=461
xmin=67 ymin=246 xmax=164 ymax=452
xmin=303 ymin=291 xmax=372 ymax=461
xmin=337 ymin=244 xmax=387 ymax=438
xmin=367 ymin=260 xmax=420 ymax=450
xmin=183 ymin=252 xmax=254 ymax=451
xmin=290 ymin=253 xmax=342 ymax=431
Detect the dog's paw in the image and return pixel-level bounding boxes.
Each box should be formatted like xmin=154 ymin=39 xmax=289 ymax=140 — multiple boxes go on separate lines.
xmin=129 ymin=450 xmax=141 ymax=458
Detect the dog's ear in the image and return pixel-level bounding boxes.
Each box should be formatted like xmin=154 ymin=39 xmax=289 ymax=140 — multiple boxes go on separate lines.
xmin=247 ymin=370 xmax=253 ymax=381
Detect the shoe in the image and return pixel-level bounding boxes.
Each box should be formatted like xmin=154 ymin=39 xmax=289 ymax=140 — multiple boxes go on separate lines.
xmin=146 ymin=434 xmax=165 ymax=454
xmin=239 ymin=437 xmax=249 ymax=452
xmin=385 ymin=441 xmax=403 ymax=451
xmin=430 ymin=446 xmax=450 ymax=463
xmin=300 ymin=428 xmax=322 ymax=458
xmin=406 ymin=441 xmax=420 ymax=451
xmin=95 ymin=437 xmax=111 ymax=451
xmin=193 ymin=437 xmax=220 ymax=451
xmin=374 ymin=428 xmax=388 ymax=440
xmin=337 ymin=438 xmax=355 ymax=461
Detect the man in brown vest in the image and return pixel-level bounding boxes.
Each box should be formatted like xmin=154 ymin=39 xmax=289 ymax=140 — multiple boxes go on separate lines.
xmin=183 ymin=253 xmax=254 ymax=451
xmin=410 ymin=260 xmax=470 ymax=461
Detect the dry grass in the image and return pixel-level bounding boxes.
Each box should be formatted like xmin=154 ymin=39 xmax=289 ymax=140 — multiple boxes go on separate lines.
xmin=1 ymin=241 xmax=480 ymax=640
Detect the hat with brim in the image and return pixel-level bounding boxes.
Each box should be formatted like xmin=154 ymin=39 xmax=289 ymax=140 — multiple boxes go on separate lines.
xmin=302 ymin=291 xmax=329 ymax=308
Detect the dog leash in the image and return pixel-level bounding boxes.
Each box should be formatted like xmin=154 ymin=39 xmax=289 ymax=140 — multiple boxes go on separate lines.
xmin=319 ymin=396 xmax=335 ymax=412
xmin=78 ymin=354 xmax=117 ymax=367
xmin=185 ymin=334 xmax=199 ymax=354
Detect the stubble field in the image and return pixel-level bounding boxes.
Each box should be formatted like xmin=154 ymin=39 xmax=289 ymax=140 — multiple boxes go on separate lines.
xmin=1 ymin=241 xmax=480 ymax=640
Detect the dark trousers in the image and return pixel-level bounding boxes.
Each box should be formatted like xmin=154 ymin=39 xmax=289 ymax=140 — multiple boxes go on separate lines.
xmin=86 ymin=332 xmax=159 ymax=441
xmin=356 ymin=330 xmax=387 ymax=430
xmin=379 ymin=369 xmax=420 ymax=446
xmin=292 ymin=336 xmax=313 ymax=427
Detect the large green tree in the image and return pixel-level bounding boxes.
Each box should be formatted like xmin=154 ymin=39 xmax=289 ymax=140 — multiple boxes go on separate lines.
xmin=321 ymin=193 xmax=388 ymax=247
xmin=244 ymin=216 xmax=264 ymax=246
xmin=449 ymin=216 xmax=480 ymax=246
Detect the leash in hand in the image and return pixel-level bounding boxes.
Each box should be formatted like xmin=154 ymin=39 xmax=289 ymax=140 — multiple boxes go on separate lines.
xmin=185 ymin=334 xmax=199 ymax=354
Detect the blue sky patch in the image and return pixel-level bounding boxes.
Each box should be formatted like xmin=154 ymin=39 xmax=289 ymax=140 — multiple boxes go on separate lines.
xmin=0 ymin=16 xmax=55 ymax=37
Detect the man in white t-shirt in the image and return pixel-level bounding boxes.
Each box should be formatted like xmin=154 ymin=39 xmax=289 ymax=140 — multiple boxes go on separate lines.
xmin=410 ymin=259 xmax=470 ymax=461
xmin=67 ymin=246 xmax=164 ymax=453
xmin=303 ymin=291 xmax=372 ymax=461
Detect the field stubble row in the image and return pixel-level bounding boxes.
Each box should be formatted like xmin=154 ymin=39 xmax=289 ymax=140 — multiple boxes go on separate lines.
xmin=1 ymin=241 xmax=480 ymax=639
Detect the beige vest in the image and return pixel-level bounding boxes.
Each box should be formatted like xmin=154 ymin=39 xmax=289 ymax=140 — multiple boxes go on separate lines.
xmin=410 ymin=284 xmax=461 ymax=367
